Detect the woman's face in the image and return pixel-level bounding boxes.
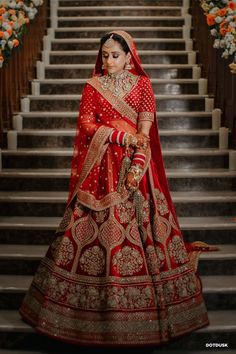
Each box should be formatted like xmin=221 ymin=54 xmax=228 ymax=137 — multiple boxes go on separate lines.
xmin=101 ymin=41 xmax=131 ymax=75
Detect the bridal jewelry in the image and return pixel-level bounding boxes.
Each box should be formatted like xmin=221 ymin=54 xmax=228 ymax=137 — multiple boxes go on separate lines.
xmin=99 ymin=70 xmax=136 ymax=97
xmin=104 ymin=34 xmax=116 ymax=48
xmin=125 ymin=60 xmax=132 ymax=70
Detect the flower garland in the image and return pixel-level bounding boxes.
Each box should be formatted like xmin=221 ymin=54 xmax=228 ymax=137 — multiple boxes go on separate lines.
xmin=0 ymin=0 xmax=43 ymax=68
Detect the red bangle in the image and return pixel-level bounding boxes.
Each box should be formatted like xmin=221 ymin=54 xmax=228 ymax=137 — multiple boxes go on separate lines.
xmin=109 ymin=129 xmax=126 ymax=146
xmin=132 ymin=152 xmax=146 ymax=167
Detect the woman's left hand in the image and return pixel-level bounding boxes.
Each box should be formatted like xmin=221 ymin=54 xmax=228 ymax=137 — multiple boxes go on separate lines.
xmin=125 ymin=172 xmax=138 ymax=192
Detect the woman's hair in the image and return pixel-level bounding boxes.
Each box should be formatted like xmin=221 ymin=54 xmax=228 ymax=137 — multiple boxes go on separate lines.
xmin=100 ymin=33 xmax=130 ymax=54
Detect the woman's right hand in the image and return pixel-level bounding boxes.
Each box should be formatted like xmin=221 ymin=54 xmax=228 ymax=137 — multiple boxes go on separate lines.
xmin=125 ymin=132 xmax=150 ymax=150
xmin=135 ymin=133 xmax=150 ymax=150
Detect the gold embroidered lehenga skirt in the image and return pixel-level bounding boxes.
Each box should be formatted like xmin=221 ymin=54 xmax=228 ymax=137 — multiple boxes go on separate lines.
xmin=19 ymin=161 xmax=209 ymax=346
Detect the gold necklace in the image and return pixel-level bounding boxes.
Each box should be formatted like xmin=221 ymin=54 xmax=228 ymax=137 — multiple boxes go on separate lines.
xmin=99 ymin=70 xmax=137 ymax=97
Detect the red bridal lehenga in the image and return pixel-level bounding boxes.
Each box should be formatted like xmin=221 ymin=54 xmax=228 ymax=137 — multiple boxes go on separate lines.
xmin=19 ymin=31 xmax=215 ymax=346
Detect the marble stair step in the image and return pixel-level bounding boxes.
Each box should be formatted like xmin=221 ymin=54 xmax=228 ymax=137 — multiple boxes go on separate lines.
xmin=56 ymin=16 xmax=185 ymax=28
xmin=0 ymin=244 xmax=235 ymax=276
xmin=0 ymin=215 xmax=235 ymax=245
xmin=14 ymin=129 xmax=219 ymax=149
xmin=59 ymin=0 xmax=184 ymax=6
xmin=26 ymin=93 xmax=207 ymax=111
xmin=0 ymin=275 xmax=235 ymax=310
xmin=19 ymin=111 xmax=213 ymax=130
xmin=54 ymin=26 xmax=184 ymax=39
xmin=0 ymin=191 xmax=235 ymax=217
xmin=2 ymin=148 xmax=229 ymax=169
xmin=1 ymin=168 xmax=235 ymax=192
xmin=49 ymin=52 xmax=193 ymax=65
xmin=37 ymin=77 xmax=199 ymax=94
xmin=51 ymin=38 xmax=187 ymax=51
xmin=57 ymin=6 xmax=182 ymax=17
xmin=44 ymin=63 xmax=194 ymax=79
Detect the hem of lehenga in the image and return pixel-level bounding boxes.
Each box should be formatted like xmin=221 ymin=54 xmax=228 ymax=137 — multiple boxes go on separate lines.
xmin=19 ymin=308 xmax=209 ymax=348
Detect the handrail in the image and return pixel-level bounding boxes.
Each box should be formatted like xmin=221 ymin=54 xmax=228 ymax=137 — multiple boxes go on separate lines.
xmin=0 ymin=0 xmax=48 ymax=146
xmin=192 ymin=0 xmax=236 ymax=148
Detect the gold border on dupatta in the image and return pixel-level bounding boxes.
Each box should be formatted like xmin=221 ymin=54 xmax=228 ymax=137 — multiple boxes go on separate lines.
xmin=87 ymin=77 xmax=138 ymax=126
xmin=68 ymin=126 xmax=113 ymax=206
xmin=76 ymin=189 xmax=129 ymax=211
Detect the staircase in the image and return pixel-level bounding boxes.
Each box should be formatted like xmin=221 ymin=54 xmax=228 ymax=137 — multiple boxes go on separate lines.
xmin=0 ymin=0 xmax=236 ymax=353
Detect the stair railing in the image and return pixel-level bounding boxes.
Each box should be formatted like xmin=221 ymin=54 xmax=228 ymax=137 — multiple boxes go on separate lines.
xmin=191 ymin=0 xmax=236 ymax=149
xmin=0 ymin=0 xmax=48 ymax=147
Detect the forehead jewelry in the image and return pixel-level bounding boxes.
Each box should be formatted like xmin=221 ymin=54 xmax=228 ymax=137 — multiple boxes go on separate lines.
xmin=104 ymin=34 xmax=116 ymax=48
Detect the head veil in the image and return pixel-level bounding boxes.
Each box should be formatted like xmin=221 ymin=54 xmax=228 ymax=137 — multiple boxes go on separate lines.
xmin=67 ymin=30 xmax=180 ymax=229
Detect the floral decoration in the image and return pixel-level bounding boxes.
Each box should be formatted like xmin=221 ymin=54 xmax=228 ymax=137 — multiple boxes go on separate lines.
xmin=0 ymin=0 xmax=43 ymax=67
xmin=200 ymin=1 xmax=236 ymax=60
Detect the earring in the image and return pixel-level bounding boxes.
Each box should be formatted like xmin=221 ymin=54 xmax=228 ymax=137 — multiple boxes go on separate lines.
xmin=125 ymin=61 xmax=132 ymax=70
xmin=102 ymin=64 xmax=105 ymax=69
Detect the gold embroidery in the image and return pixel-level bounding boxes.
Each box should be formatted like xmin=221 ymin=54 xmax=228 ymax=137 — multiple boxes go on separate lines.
xmin=68 ymin=126 xmax=113 ymax=206
xmin=145 ymin=246 xmax=159 ymax=275
xmin=116 ymin=200 xmax=135 ymax=224
xmin=98 ymin=216 xmax=125 ymax=250
xmin=142 ymin=199 xmax=150 ymax=223
xmin=98 ymin=208 xmax=126 ymax=275
xmin=88 ymin=77 xmax=138 ymax=125
xmin=169 ymin=212 xmax=179 ymax=231
xmin=80 ymin=246 xmax=105 ymax=275
xmin=133 ymin=189 xmax=145 ymax=226
xmin=50 ymin=237 xmax=74 ymax=267
xmin=107 ymin=146 xmax=114 ymax=192
xmin=71 ymin=214 xmax=98 ymax=273
xmin=93 ymin=209 xmax=109 ymax=223
xmin=139 ymin=111 xmax=154 ymax=123
xmin=56 ymin=205 xmax=73 ymax=233
xmin=126 ymin=220 xmax=143 ymax=247
xmin=20 ymin=290 xmax=208 ymax=345
xmin=145 ymin=245 xmax=163 ymax=275
xmin=154 ymin=188 xmax=169 ymax=215
xmin=174 ymin=273 xmax=197 ymax=298
xmin=40 ymin=255 xmax=193 ymax=284
xmin=112 ymin=246 xmax=143 ymax=276
xmin=78 ymin=126 xmax=112 ymax=186
xmin=76 ymin=188 xmax=129 ymax=211
xmin=74 ymin=201 xmax=88 ymax=218
xmin=152 ymin=215 xmax=172 ymax=244
xmin=168 ymin=235 xmax=189 ymax=264
xmin=21 ymin=256 xmax=208 ymax=345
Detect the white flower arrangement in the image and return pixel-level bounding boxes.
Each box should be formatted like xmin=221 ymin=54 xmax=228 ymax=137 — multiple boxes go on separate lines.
xmin=0 ymin=0 xmax=44 ymax=67
xmin=200 ymin=0 xmax=236 ymax=62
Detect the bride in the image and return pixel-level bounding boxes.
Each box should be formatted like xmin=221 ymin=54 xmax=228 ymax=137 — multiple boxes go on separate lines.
xmin=19 ymin=30 xmax=215 ymax=347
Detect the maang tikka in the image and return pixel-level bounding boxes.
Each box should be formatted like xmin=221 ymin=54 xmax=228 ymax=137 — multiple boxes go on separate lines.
xmin=104 ymin=34 xmax=116 ymax=48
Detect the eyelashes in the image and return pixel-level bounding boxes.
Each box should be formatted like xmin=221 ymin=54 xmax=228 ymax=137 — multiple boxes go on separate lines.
xmin=102 ymin=55 xmax=119 ymax=59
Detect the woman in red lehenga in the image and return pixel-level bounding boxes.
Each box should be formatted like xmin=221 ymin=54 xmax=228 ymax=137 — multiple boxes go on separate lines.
xmin=19 ymin=30 xmax=216 ymax=347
